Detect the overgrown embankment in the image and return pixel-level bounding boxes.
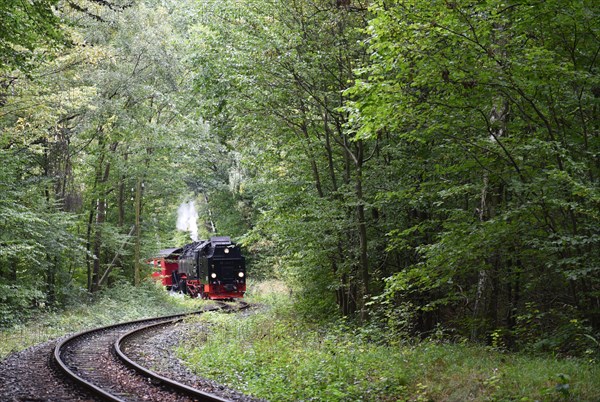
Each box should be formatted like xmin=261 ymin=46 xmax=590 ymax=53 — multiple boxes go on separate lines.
xmin=177 ymin=282 xmax=600 ymax=401
xmin=0 ymin=281 xmax=205 ymax=360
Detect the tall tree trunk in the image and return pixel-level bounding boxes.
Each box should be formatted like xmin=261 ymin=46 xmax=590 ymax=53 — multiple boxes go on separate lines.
xmin=117 ymin=149 xmax=129 ymax=228
xmin=472 ymin=102 xmax=509 ymax=340
xmin=91 ymin=140 xmax=118 ymax=292
xmin=86 ymin=199 xmax=95 ymax=292
xmin=324 ymin=112 xmax=350 ymax=314
xmin=203 ymin=193 xmax=216 ymax=234
xmin=134 ymin=178 xmax=142 ymax=286
xmin=92 ymin=198 xmax=106 ymax=292
xmin=356 ymin=167 xmax=369 ymax=296
xmin=351 ymin=140 xmax=369 ymax=320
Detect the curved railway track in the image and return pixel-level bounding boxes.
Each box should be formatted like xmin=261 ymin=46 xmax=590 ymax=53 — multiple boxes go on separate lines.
xmin=53 ymin=301 xmax=248 ymax=402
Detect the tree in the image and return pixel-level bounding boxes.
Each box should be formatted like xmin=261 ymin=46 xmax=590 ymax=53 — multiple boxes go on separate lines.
xmin=347 ymin=0 xmax=600 ymax=349
xmin=0 ymin=0 xmax=220 ymax=313
xmin=188 ymin=0 xmax=383 ymax=316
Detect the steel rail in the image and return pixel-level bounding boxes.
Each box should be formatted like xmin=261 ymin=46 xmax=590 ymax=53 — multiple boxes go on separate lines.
xmin=115 ymin=319 xmax=231 ymax=402
xmin=53 ymin=303 xmax=232 ymax=402
xmin=114 ymin=300 xmax=249 ymax=401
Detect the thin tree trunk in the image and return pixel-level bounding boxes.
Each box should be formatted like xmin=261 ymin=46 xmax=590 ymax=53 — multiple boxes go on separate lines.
xmin=86 ymin=200 xmax=95 ymax=292
xmin=134 ymin=178 xmax=142 ymax=286
xmin=46 ymin=256 xmax=57 ymax=305
xmin=472 ymin=102 xmax=509 ymax=340
xmin=91 ymin=140 xmax=118 ymax=292
xmin=203 ymin=193 xmax=216 ymax=234
xmin=354 ymin=141 xmax=369 ymax=320
xmin=92 ymin=197 xmax=106 ymax=292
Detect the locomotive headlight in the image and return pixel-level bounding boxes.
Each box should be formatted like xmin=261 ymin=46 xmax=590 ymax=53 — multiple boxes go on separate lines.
xmin=238 ymin=272 xmax=244 ymax=278
xmin=211 ymin=273 xmax=217 ymax=279
xmin=224 ymin=248 xmax=230 ymax=254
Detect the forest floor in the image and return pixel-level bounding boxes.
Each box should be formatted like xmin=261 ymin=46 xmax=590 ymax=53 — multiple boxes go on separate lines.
xmin=1 ymin=281 xmax=599 ymax=401
xmin=177 ymin=280 xmax=600 ymax=402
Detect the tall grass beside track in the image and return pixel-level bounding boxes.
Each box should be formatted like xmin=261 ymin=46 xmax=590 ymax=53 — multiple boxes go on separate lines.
xmin=177 ymin=281 xmax=600 ymax=401
xmin=0 ymin=280 xmax=206 ymax=360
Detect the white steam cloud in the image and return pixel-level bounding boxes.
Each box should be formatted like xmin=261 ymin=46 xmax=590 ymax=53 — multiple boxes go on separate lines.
xmin=176 ymin=201 xmax=199 ymax=241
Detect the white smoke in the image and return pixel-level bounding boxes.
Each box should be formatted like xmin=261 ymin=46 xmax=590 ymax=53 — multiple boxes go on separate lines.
xmin=176 ymin=201 xmax=199 ymax=241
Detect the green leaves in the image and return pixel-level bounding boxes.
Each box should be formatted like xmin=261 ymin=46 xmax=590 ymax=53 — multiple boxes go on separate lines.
xmin=0 ymin=0 xmax=66 ymax=73
xmin=0 ymin=0 xmax=223 ymax=306
xmin=2 ymin=0 xmax=598 ymax=356
xmin=342 ymin=0 xmax=600 ymax=348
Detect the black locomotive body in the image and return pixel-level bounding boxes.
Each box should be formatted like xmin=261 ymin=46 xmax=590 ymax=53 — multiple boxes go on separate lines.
xmin=153 ymin=236 xmax=246 ymax=299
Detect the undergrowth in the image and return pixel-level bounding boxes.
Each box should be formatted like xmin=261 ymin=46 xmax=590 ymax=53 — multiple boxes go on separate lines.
xmin=0 ymin=280 xmax=204 ymax=360
xmin=177 ymin=281 xmax=600 ymax=401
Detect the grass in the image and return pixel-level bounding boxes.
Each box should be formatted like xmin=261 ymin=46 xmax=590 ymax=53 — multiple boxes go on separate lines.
xmin=3 ymin=280 xmax=598 ymax=400
xmin=176 ymin=281 xmax=600 ymax=401
xmin=0 ymin=280 xmax=206 ymax=360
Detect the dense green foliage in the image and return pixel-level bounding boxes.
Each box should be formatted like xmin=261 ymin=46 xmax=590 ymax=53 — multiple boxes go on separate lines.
xmin=179 ymin=288 xmax=600 ymax=401
xmin=351 ymin=0 xmax=600 ymax=350
xmin=0 ymin=0 xmax=65 ymax=72
xmin=0 ymin=0 xmax=237 ymax=321
xmin=186 ymin=0 xmax=600 ymax=354
xmin=1 ymin=0 xmax=599 ymax=359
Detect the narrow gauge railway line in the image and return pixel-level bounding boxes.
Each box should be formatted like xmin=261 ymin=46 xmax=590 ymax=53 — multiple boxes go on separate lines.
xmin=54 ymin=302 xmax=247 ymax=402
xmin=116 ymin=301 xmax=251 ymax=401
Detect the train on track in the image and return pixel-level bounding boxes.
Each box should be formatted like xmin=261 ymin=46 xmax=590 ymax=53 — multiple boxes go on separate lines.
xmin=151 ymin=236 xmax=246 ymax=300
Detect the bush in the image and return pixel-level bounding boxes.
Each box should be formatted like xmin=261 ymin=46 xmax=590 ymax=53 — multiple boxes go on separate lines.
xmin=515 ymin=304 xmax=600 ymax=359
xmin=0 ymin=283 xmax=46 ymax=327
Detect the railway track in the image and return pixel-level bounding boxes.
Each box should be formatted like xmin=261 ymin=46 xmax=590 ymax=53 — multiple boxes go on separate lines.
xmin=53 ymin=301 xmax=248 ymax=402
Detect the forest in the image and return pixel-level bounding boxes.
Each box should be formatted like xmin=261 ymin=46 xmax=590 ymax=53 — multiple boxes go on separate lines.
xmin=1 ymin=0 xmax=599 ymax=369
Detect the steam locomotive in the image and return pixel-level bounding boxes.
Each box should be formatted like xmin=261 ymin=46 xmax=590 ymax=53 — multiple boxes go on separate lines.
xmin=151 ymin=236 xmax=246 ymax=299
